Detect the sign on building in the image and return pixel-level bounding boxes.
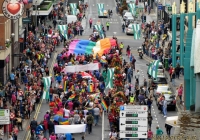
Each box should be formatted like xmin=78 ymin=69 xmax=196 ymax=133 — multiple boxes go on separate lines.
xmin=119 ymin=105 xmax=148 ymax=139
xmin=0 ymin=109 xmax=10 ymax=124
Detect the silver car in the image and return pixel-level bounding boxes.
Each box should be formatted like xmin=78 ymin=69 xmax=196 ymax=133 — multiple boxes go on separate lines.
xmin=125 ymin=23 xmax=134 ymax=35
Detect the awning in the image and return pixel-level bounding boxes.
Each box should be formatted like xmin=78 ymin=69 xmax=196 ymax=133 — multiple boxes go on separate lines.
xmin=31 ymin=4 xmax=53 ymax=16
xmin=165 ymin=116 xmax=180 ymax=127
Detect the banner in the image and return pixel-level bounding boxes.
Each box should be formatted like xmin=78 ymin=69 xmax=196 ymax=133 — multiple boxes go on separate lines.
xmin=94 ymin=24 xmax=105 ymax=38
xmin=57 ymin=25 xmax=68 ymax=39
xmin=55 ymin=124 xmax=86 ymax=133
xmin=105 ymin=68 xmax=115 ymax=88
xmin=128 ymin=3 xmax=136 ymax=16
xmin=97 ymin=3 xmax=104 ymax=16
xmin=65 ymin=63 xmax=99 ymax=73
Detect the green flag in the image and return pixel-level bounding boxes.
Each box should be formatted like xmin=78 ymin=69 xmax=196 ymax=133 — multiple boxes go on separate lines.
xmin=94 ymin=24 xmax=105 ymax=38
xmin=43 ymin=76 xmax=51 ymax=100
xmin=105 ymin=68 xmax=115 ymax=89
xmin=132 ymin=24 xmax=141 ymax=40
xmin=57 ymin=25 xmax=68 ymax=39
xmin=151 ymin=60 xmax=160 ymax=78
xmin=70 ymin=3 xmax=77 ymax=15
xmin=128 ymin=3 xmax=136 ymax=16
xmin=97 ymin=3 xmax=104 ymax=16
xmin=148 ymin=62 xmax=152 ymax=76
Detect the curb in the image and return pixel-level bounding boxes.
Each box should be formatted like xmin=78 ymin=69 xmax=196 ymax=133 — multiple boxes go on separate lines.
xmin=143 ymin=55 xmax=184 ymax=112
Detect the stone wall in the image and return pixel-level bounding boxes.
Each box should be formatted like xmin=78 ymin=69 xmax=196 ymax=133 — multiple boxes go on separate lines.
xmin=178 ymin=111 xmax=200 ymax=139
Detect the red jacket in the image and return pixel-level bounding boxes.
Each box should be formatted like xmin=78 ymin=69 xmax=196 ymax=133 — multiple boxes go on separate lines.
xmin=43 ymin=120 xmax=48 ymax=130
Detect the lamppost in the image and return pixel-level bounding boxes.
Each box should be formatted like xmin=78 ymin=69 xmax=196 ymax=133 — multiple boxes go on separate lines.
xmin=171 ymin=2 xmax=177 ymax=68
xmin=5 ymin=33 xmax=15 ymax=68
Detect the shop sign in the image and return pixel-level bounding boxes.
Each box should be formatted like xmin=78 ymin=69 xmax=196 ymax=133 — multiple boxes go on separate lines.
xmin=2 ymin=0 xmax=25 ymax=20
xmin=168 ymin=6 xmax=172 ymax=12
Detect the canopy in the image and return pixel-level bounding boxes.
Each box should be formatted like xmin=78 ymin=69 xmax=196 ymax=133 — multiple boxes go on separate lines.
xmin=165 ymin=116 xmax=180 ymax=127
xmin=67 ymin=38 xmax=116 ymax=57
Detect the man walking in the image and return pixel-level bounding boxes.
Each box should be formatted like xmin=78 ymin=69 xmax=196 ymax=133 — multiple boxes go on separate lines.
xmin=106 ymin=21 xmax=110 ymax=31
xmin=162 ymin=96 xmax=167 ymax=117
xmin=93 ymin=106 xmax=100 ymax=126
xmin=86 ymin=112 xmax=94 ymax=134
xmin=165 ymin=124 xmax=172 ymax=136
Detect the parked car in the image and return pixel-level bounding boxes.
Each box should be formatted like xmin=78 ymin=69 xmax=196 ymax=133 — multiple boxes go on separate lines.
xmin=154 ymin=84 xmax=172 ymax=101
xmin=122 ymin=10 xmax=128 ymax=17
xmin=98 ymin=10 xmax=108 ymax=18
xmin=125 ymin=16 xmax=134 ymax=23
xmin=125 ymin=23 xmax=134 ymax=35
xmin=157 ymin=94 xmax=176 ymax=111
xmin=123 ymin=12 xmax=132 ymax=21
xmin=151 ymin=77 xmax=167 ymax=88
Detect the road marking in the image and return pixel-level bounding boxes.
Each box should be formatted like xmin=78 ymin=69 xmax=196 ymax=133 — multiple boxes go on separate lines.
xmin=157 ymin=121 xmax=159 ymax=123
xmin=155 ymin=118 xmax=157 ymax=120
xmin=26 ymin=52 xmax=57 ymax=140
xmin=93 ymin=4 xmax=94 ymax=6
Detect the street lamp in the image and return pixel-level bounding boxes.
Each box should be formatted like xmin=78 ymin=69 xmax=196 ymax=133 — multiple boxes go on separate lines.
xmin=6 ymin=33 xmax=15 ymax=68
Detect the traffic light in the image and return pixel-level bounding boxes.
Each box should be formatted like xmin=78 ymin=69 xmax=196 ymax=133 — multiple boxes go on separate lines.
xmin=141 ymin=15 xmax=146 ymax=23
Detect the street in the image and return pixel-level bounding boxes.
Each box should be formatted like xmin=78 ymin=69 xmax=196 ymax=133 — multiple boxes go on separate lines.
xmin=30 ymin=0 xmax=178 ymax=140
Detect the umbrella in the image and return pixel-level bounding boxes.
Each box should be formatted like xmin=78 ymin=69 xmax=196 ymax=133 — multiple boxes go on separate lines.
xmin=81 ymin=72 xmax=92 ymax=78
xmin=53 ymin=115 xmax=62 ymax=122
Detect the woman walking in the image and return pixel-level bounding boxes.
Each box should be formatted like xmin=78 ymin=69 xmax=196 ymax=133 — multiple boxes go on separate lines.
xmin=126 ymin=45 xmax=131 ymax=58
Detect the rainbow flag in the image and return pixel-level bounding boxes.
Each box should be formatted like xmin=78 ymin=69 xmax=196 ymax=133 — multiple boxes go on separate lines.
xmin=70 ymin=85 xmax=75 ymax=91
xmin=64 ymin=81 xmax=67 ymax=91
xmin=100 ymin=58 xmax=107 ymax=64
xmin=60 ymin=118 xmax=69 ymax=125
xmin=87 ymin=84 xmax=94 ymax=92
xmin=55 ymin=98 xmax=61 ymax=105
xmin=56 ymin=111 xmax=63 ymax=116
xmin=68 ymin=94 xmax=76 ymax=101
xmin=101 ymin=99 xmax=108 ymax=110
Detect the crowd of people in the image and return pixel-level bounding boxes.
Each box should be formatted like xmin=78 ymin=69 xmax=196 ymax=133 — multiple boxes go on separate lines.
xmin=0 ymin=1 xmax=90 ymax=140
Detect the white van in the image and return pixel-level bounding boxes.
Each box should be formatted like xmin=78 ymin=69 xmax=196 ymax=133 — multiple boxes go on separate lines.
xmin=66 ymin=15 xmax=78 ymax=23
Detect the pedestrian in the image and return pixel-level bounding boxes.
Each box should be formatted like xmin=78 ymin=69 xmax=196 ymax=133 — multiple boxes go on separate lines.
xmin=93 ymin=106 xmax=100 ymax=126
xmin=126 ymin=45 xmax=131 ymax=58
xmin=143 ymin=78 xmax=147 ymax=87
xmin=82 ymin=12 xmax=86 ymax=19
xmin=156 ymin=126 xmax=163 ymax=137
xmin=108 ymin=112 xmax=115 ymax=130
xmin=147 ymin=113 xmax=153 ymax=128
xmin=122 ymin=23 xmax=125 ymax=32
xmin=171 ymin=70 xmax=176 ymax=86
xmin=52 ymin=19 xmax=57 ymax=29
xmin=175 ymin=64 xmax=180 ymax=79
xmin=109 ymin=129 xmax=117 ymax=139
xmin=12 ymin=125 xmax=19 ymax=140
xmin=89 ymin=18 xmax=93 ymax=29
xmin=165 ymin=124 xmax=172 ymax=136
xmin=147 ymin=98 xmax=152 ymax=113
xmin=106 ymin=21 xmax=110 ymax=31
xmin=148 ymin=5 xmax=151 ymax=15
xmin=86 ymin=112 xmax=94 ymax=134
xmin=8 ymin=134 xmax=13 ymax=140
xmin=162 ymin=96 xmax=167 ymax=117
xmin=48 ymin=120 xmax=55 ymax=135
xmin=135 ymin=70 xmax=140 ymax=83
xmin=147 ymin=128 xmax=153 ymax=140
xmin=129 ymin=94 xmax=134 ymax=104
xmin=0 ymin=126 xmax=4 ymax=140
xmin=45 ymin=67 xmax=49 ymax=76
xmin=30 ymin=118 xmax=38 ymax=138
xmin=178 ymin=84 xmax=183 ymax=104
xmin=49 ymin=132 xmax=57 ymax=140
